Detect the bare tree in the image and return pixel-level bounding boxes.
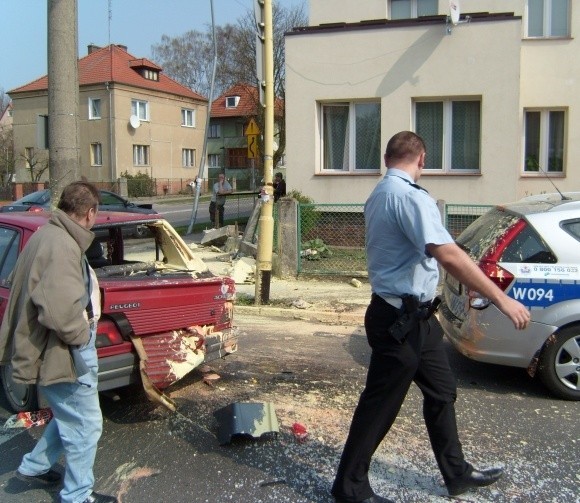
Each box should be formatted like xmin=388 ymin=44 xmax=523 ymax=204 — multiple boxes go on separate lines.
xmin=0 ymin=88 xmax=15 ymax=186
xmin=150 ymin=2 xmax=307 ymax=166
xmin=22 ymin=148 xmax=49 ymax=182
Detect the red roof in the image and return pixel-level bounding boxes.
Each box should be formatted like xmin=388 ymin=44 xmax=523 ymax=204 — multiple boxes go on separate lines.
xmin=9 ymin=45 xmax=206 ymax=101
xmin=210 ymin=83 xmax=283 ymax=118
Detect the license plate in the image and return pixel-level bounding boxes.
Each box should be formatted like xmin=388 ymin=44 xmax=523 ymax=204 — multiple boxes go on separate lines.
xmin=446 ymin=273 xmax=462 ymax=294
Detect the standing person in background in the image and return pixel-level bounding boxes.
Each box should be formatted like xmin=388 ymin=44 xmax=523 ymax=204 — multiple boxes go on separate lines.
xmin=273 ymin=172 xmax=286 ymax=202
xmin=331 ymin=131 xmax=530 ymax=503
xmin=0 ymin=181 xmax=117 ymax=503
xmin=209 ymin=172 xmax=233 ymax=228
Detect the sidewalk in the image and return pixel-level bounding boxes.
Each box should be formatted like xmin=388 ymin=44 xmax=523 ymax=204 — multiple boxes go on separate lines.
xmin=182 ymin=234 xmax=371 ymax=326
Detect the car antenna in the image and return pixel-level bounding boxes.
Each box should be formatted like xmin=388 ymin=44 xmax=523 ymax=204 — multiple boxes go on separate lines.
xmin=538 ymin=164 xmax=570 ymax=200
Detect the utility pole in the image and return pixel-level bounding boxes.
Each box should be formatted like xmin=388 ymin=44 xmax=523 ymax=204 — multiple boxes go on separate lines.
xmin=47 ymin=0 xmax=80 ymax=205
xmin=254 ymin=0 xmax=274 ymax=304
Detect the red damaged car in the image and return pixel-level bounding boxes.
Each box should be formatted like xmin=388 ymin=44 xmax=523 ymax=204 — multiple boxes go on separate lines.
xmin=0 ymin=211 xmax=237 ymax=412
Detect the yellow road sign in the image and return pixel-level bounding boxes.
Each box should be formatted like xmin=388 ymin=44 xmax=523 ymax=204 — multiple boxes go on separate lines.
xmin=245 ymin=118 xmax=260 ymax=136
xmin=247 ymin=134 xmax=259 ymax=159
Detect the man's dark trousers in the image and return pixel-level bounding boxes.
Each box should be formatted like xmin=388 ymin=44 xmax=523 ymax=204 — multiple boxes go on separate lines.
xmin=331 ymin=294 xmax=471 ymax=502
xmin=209 ymin=201 xmax=224 ymax=228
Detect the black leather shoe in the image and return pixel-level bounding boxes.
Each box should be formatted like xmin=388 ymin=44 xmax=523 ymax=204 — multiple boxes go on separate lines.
xmin=334 ymin=495 xmax=395 ymax=503
xmin=81 ymin=492 xmax=118 ymax=503
xmin=447 ymin=467 xmax=504 ymax=496
xmin=16 ymin=469 xmax=61 ymax=486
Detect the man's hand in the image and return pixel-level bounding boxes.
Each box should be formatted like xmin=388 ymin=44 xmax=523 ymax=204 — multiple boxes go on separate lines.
xmin=494 ymin=295 xmax=531 ymax=330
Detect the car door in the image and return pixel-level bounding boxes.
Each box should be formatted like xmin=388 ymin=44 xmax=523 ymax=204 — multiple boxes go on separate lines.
xmin=0 ymin=226 xmax=23 ymax=319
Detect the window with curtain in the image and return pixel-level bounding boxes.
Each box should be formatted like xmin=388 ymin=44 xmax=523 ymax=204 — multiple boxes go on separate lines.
xmin=133 ymin=144 xmax=150 ymax=166
xmin=89 ymin=98 xmax=101 ymax=119
xmin=182 ymin=148 xmax=196 ymax=167
xmin=414 ymin=98 xmax=481 ymax=173
xmin=131 ymin=99 xmax=149 ymax=121
xmin=321 ymin=101 xmax=381 ymax=173
xmin=527 ymin=0 xmax=570 ymax=37
xmin=524 ymin=109 xmax=565 ymax=173
xmin=390 ymin=0 xmax=438 ymax=19
xmin=181 ymin=109 xmax=195 ymax=127
xmin=90 ymin=143 xmax=102 ymax=166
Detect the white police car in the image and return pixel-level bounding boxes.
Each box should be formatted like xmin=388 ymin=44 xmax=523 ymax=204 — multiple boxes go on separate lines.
xmin=439 ymin=193 xmax=580 ymax=400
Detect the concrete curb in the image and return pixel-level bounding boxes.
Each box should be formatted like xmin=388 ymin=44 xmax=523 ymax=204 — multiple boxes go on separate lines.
xmin=234 ymin=304 xmax=365 ymax=325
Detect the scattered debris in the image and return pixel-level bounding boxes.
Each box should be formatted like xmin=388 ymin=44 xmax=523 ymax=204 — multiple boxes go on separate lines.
xmin=202 ymin=373 xmax=222 ymax=386
xmin=200 ymin=225 xmax=237 ymax=247
xmin=291 ymin=422 xmax=309 ymax=442
xmin=113 ymin=462 xmax=161 ymax=503
xmin=350 ymin=278 xmax=362 ymax=288
xmin=228 ymin=256 xmax=256 ymax=284
xmin=4 ymin=408 xmax=53 ymax=429
xmin=259 ymin=478 xmax=287 ymax=487
xmin=214 ymin=402 xmax=280 ymax=445
xmin=291 ymin=298 xmax=312 ymax=309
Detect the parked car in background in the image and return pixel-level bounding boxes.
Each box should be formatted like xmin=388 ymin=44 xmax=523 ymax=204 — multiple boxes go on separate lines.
xmin=0 ymin=211 xmax=237 ymax=412
xmin=439 ymin=193 xmax=580 ymax=400
xmin=0 ymin=189 xmax=157 ymax=236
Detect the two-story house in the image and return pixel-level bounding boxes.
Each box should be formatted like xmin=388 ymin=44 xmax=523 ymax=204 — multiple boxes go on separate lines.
xmin=208 ymin=83 xmax=285 ymax=191
xmin=9 ymin=44 xmax=208 ymax=185
xmin=285 ymin=0 xmax=578 ymax=205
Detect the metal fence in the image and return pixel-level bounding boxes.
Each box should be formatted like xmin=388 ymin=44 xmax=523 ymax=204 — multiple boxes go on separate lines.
xmin=298 ymin=203 xmax=366 ymax=275
xmin=296 ymin=203 xmax=493 ymax=276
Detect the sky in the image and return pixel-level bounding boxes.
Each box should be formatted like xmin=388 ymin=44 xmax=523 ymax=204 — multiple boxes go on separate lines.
xmin=0 ymin=0 xmax=307 ymax=93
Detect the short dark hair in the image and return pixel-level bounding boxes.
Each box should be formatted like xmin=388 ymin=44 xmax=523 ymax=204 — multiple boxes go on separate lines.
xmin=385 ymin=131 xmax=426 ymax=163
xmin=57 ymin=181 xmax=101 ymax=218
xmin=275 ymin=172 xmax=283 ymax=179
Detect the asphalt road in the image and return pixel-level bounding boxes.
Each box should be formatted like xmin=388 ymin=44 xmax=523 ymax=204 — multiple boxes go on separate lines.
xmin=0 ymin=312 xmax=577 ymax=503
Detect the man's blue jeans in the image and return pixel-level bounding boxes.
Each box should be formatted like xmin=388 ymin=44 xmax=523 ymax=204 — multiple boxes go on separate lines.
xmin=18 ymin=327 xmax=102 ymax=503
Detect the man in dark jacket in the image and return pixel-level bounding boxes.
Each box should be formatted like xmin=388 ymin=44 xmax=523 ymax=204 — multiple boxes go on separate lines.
xmin=0 ymin=181 xmax=117 ymax=503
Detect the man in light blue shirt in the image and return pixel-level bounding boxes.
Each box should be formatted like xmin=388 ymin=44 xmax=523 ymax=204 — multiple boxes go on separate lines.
xmin=331 ymin=131 xmax=530 ymax=503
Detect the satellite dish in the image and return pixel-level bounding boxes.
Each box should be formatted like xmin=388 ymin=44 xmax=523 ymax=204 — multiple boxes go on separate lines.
xmin=449 ymin=0 xmax=460 ymax=25
xmin=129 ymin=115 xmax=141 ymax=129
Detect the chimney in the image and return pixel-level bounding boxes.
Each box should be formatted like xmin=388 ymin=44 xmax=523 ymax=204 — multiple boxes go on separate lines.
xmin=116 ymin=44 xmax=128 ymax=52
xmin=87 ymin=44 xmax=101 ymax=54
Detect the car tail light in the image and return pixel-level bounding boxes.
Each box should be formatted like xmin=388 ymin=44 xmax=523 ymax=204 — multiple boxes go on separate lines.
xmin=95 ymin=318 xmax=124 ymax=348
xmin=468 ymin=218 xmax=526 ymax=308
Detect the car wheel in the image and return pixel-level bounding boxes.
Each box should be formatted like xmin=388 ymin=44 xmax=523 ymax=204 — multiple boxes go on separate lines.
xmin=133 ymin=225 xmax=148 ymax=238
xmin=537 ymin=326 xmax=580 ymax=401
xmin=0 ymin=362 xmax=39 ymax=412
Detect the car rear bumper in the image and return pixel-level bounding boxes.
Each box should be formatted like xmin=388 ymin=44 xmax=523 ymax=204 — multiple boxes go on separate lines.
xmin=439 ymin=300 xmax=556 ymax=368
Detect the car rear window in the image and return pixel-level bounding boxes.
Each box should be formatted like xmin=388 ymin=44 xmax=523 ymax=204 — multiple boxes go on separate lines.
xmin=455 ymin=209 xmax=519 ymax=261
xmin=561 ymin=219 xmax=580 ymax=242
xmin=455 ymin=208 xmax=556 ymax=263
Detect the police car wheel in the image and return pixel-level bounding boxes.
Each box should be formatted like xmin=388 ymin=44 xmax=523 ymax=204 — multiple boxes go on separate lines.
xmin=537 ymin=326 xmax=580 ymax=401
xmin=0 ymin=362 xmax=39 ymax=412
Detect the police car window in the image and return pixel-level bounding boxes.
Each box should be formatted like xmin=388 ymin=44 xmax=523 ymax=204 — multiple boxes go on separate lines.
xmin=500 ymin=225 xmax=556 ymax=263
xmin=561 ymin=220 xmax=580 ymax=242
xmin=0 ymin=227 xmax=20 ymax=285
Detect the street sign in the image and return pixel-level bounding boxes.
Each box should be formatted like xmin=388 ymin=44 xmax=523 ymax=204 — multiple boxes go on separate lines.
xmin=247 ymin=134 xmax=259 ymax=159
xmin=245 ymin=118 xmax=260 ymax=136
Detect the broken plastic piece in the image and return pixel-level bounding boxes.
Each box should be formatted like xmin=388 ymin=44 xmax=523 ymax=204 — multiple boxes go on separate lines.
xmin=291 ymin=422 xmax=308 ymax=442
xmin=214 ymin=402 xmax=279 ymax=445
xmin=4 ymin=408 xmax=53 ymax=429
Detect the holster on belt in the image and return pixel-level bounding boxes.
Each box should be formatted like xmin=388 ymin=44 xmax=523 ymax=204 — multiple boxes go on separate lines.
xmin=387 ymin=295 xmax=441 ymax=343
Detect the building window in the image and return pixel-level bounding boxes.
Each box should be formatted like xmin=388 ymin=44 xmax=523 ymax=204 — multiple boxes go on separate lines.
xmin=527 ymin=0 xmax=570 ymax=37
xmin=208 ymin=154 xmax=221 ymax=167
xmin=390 ymin=0 xmax=438 ymax=19
xmin=89 ymin=98 xmax=101 ymax=119
xmin=208 ymin=124 xmax=221 ymax=138
xmin=90 ymin=143 xmax=102 ymax=166
xmin=226 ymin=96 xmax=240 ymax=108
xmin=182 ymin=148 xmax=196 ymax=167
xmin=131 ymin=100 xmax=149 ymax=121
xmin=141 ymin=69 xmax=159 ymax=81
xmin=524 ymin=109 xmax=565 ymax=173
xmin=414 ymin=99 xmax=481 ymax=172
xmin=181 ymin=109 xmax=195 ymax=127
xmin=321 ymin=101 xmax=381 ymax=172
xmin=133 ymin=145 xmax=149 ymax=166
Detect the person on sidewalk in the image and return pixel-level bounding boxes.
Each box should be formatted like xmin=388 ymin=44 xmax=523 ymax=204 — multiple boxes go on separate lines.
xmin=273 ymin=172 xmax=286 ymax=202
xmin=0 ymin=181 xmax=117 ymax=503
xmin=209 ymin=172 xmax=233 ymax=228
xmin=331 ymin=131 xmax=530 ymax=503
